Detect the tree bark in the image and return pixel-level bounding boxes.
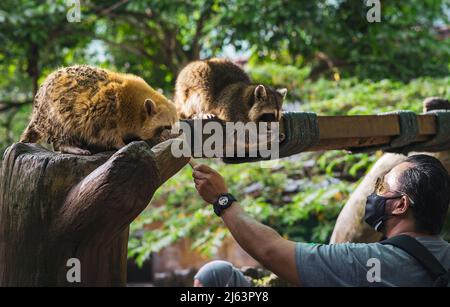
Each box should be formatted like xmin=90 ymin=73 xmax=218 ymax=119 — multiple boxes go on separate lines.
xmin=0 ymin=139 xmax=189 ymax=286
xmin=331 ymin=98 xmax=450 ymax=243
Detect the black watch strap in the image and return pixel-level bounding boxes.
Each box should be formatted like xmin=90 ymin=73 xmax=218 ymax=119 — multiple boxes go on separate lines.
xmin=213 ymin=193 xmax=236 ymax=216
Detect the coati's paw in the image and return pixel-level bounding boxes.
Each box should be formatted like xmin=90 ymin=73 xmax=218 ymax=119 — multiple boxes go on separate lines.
xmin=59 ymin=145 xmax=92 ymax=155
xmin=204 ymin=113 xmax=217 ymax=119
xmin=191 ymin=113 xmax=217 ymax=120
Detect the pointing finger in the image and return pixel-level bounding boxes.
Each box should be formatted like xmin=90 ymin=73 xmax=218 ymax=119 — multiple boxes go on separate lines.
xmin=193 ymin=170 xmax=209 ymax=180
xmin=193 ymin=164 xmax=215 ymax=174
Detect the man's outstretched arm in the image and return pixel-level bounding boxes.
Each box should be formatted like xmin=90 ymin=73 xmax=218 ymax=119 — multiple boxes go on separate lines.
xmin=221 ymin=203 xmax=300 ymax=286
xmin=192 ymin=164 xmax=301 ymax=286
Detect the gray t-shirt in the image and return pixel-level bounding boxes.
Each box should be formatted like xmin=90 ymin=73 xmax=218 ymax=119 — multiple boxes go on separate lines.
xmin=295 ymin=236 xmax=450 ymax=287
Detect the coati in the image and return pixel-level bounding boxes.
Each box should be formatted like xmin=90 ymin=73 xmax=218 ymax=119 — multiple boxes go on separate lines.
xmin=174 ymin=58 xmax=287 ymax=123
xmin=20 ymin=65 xmax=177 ymax=155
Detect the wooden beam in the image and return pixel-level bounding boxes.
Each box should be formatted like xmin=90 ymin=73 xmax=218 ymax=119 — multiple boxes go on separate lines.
xmin=315 ymin=114 xmax=436 ymax=139
xmin=180 ymin=113 xmax=440 ymax=156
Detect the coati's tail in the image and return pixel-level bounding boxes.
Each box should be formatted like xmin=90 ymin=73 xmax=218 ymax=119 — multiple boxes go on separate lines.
xmin=20 ymin=122 xmax=41 ymax=143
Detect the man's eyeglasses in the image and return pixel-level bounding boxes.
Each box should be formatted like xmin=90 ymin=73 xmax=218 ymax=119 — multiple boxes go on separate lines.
xmin=375 ymin=177 xmax=415 ymax=205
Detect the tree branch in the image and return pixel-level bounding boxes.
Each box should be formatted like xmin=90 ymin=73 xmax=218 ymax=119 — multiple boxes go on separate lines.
xmin=99 ymin=36 xmax=154 ymax=59
xmin=95 ymin=10 xmax=181 ymax=74
xmin=100 ymin=0 xmax=131 ymax=16
xmin=191 ymin=0 xmax=215 ymax=60
xmin=0 ymin=100 xmax=33 ymax=113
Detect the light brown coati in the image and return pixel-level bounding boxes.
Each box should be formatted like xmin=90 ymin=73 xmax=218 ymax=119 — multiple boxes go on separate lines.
xmin=174 ymin=58 xmax=287 ymax=123
xmin=20 ymin=65 xmax=178 ymax=155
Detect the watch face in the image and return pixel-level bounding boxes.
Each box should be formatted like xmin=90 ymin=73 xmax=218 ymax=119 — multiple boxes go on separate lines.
xmin=218 ymin=196 xmax=229 ymax=206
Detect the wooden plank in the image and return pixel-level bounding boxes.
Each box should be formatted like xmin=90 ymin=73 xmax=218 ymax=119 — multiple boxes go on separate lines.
xmin=281 ymin=114 xmax=437 ymax=140
xmin=309 ymin=135 xmax=431 ymax=151
xmin=179 ymin=113 xmax=439 ymax=155
xmin=311 ymin=113 xmax=437 ymax=149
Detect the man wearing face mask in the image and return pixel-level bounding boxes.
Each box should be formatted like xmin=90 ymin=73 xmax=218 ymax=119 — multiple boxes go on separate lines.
xmin=192 ymin=154 xmax=450 ymax=287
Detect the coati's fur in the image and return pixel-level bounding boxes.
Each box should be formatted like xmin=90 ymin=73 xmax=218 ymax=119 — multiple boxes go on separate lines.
xmin=20 ymin=65 xmax=177 ymax=155
xmin=175 ymin=58 xmax=287 ymax=123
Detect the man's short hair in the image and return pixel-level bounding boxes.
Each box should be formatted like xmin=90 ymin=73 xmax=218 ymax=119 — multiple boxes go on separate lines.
xmin=399 ymin=155 xmax=450 ymax=235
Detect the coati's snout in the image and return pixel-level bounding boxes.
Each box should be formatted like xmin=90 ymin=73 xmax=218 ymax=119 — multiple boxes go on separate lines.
xmin=248 ymin=85 xmax=287 ymax=123
xmin=257 ymin=113 xmax=277 ymax=123
xmin=138 ymin=97 xmax=178 ymax=144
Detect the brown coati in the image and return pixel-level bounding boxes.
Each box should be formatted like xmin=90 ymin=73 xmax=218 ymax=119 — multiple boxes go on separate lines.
xmin=20 ymin=65 xmax=177 ymax=155
xmin=174 ymin=58 xmax=287 ymax=123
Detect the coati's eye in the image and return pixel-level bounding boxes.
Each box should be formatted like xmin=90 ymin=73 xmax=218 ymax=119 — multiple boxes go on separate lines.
xmin=258 ymin=113 xmax=277 ymax=122
xmin=162 ymin=125 xmax=172 ymax=131
xmin=248 ymin=96 xmax=256 ymax=107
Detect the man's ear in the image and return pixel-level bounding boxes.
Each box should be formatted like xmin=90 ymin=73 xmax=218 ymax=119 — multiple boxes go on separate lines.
xmin=144 ymin=98 xmax=156 ymax=116
xmin=391 ymin=196 xmax=411 ymax=215
xmin=277 ymin=88 xmax=287 ymax=99
xmin=254 ymin=85 xmax=267 ymax=100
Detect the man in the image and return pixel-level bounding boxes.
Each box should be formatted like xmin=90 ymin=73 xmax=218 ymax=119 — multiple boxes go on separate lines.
xmin=192 ymin=154 xmax=450 ymax=286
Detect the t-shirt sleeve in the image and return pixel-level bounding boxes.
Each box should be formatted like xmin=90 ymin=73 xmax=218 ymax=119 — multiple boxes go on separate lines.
xmin=295 ymin=242 xmax=387 ymax=287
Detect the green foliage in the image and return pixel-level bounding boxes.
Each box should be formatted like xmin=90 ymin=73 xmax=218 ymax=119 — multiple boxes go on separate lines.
xmin=229 ymin=0 xmax=450 ymax=81
xmin=293 ymin=78 xmax=450 ymax=115
xmin=247 ymin=63 xmax=311 ymax=94
xmin=247 ymin=63 xmax=450 ymax=114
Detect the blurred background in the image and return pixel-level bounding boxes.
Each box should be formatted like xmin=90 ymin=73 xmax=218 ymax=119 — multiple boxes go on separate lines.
xmin=1 ymin=0 xmax=449 ymax=285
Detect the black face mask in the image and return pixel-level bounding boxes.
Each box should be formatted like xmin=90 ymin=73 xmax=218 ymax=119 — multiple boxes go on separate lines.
xmin=364 ymin=193 xmax=402 ymax=232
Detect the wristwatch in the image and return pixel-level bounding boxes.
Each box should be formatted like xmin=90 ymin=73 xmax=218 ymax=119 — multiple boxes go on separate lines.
xmin=213 ymin=193 xmax=237 ymax=217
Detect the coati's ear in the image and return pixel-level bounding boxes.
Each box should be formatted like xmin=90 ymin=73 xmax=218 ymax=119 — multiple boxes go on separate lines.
xmin=144 ymin=98 xmax=156 ymax=116
xmin=254 ymin=85 xmax=267 ymax=100
xmin=277 ymin=88 xmax=287 ymax=99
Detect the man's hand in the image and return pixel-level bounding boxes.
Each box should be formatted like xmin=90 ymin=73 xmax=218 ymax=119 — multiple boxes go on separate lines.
xmin=192 ymin=164 xmax=228 ymax=204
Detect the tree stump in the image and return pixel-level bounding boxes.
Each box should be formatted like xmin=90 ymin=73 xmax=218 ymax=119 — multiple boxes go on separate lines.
xmin=0 ymin=140 xmax=189 ymax=286
xmin=331 ymin=98 xmax=450 ymax=243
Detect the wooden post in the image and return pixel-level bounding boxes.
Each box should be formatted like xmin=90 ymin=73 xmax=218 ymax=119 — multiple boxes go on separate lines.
xmin=0 ymin=140 xmax=189 ymax=286
xmin=330 ymin=98 xmax=450 ymax=243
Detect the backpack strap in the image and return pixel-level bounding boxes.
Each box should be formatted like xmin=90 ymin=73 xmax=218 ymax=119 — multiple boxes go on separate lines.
xmin=381 ymin=235 xmax=449 ymax=287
